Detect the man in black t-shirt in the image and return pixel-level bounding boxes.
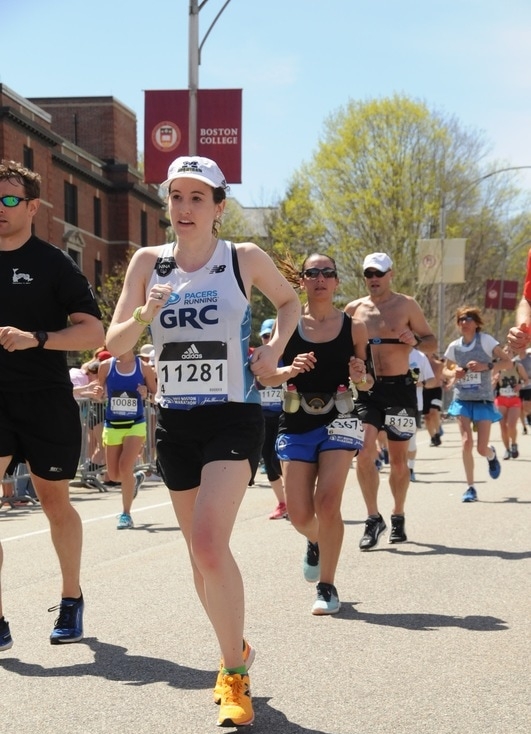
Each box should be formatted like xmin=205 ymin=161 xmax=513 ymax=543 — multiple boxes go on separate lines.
xmin=0 ymin=160 xmax=104 ymax=651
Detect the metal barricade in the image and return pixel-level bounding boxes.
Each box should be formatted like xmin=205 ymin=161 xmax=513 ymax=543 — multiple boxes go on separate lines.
xmin=140 ymin=400 xmax=158 ymax=476
xmin=75 ymin=397 xmax=108 ymax=492
xmin=1 ymin=462 xmax=40 ymax=509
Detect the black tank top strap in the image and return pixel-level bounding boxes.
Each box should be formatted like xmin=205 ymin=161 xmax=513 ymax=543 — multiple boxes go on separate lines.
xmin=230 ymin=241 xmax=246 ymax=297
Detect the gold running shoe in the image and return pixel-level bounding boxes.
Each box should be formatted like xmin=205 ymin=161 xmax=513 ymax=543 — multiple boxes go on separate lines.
xmin=213 ymin=639 xmax=255 ymax=704
xmin=217 ymin=673 xmax=254 ymax=727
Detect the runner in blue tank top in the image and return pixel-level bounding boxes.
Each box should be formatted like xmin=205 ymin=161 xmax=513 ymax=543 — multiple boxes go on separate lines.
xmin=94 ymin=349 xmax=157 ymax=528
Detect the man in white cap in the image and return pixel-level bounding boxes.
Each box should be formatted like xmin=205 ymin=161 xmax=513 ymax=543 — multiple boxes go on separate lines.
xmin=139 ymin=343 xmax=155 ymax=367
xmin=345 ymin=252 xmax=436 ymax=549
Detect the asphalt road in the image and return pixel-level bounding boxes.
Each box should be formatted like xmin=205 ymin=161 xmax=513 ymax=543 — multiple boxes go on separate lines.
xmin=0 ymin=419 xmax=529 ymax=734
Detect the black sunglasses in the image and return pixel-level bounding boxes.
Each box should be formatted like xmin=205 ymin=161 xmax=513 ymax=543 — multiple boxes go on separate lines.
xmin=457 ymin=315 xmax=475 ymax=323
xmin=301 ymin=267 xmax=337 ymax=279
xmin=0 ymin=195 xmax=33 ymax=208
xmin=363 ymin=269 xmax=388 ymax=279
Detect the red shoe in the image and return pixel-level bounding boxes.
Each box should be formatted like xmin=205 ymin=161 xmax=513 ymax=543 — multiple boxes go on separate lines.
xmin=269 ymin=502 xmax=288 ymax=520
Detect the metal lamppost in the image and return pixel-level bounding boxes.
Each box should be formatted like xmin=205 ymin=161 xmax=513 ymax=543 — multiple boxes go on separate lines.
xmin=188 ymin=0 xmax=233 ymax=155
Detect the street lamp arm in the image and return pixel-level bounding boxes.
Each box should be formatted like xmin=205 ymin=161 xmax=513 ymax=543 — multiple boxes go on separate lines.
xmin=446 ymin=165 xmax=531 ymax=210
xmin=475 ymin=165 xmax=531 ymax=183
xmin=199 ymin=0 xmax=233 ymax=64
xmin=440 ymin=163 xmax=531 ymax=238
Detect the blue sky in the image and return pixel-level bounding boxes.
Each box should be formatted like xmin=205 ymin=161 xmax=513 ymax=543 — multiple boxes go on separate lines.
xmin=3 ymin=0 xmax=531 ymax=207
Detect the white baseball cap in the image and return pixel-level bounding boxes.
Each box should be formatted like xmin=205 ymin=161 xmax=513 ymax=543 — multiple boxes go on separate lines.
xmin=162 ymin=156 xmax=227 ymax=190
xmin=363 ymin=252 xmax=393 ymax=272
xmin=139 ymin=343 xmax=154 ymax=357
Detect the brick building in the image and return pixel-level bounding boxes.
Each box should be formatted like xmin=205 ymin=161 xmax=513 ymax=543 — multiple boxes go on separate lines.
xmin=0 ymin=84 xmax=167 ymax=291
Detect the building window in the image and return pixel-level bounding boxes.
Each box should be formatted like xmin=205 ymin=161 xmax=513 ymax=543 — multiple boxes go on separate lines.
xmin=94 ymin=259 xmax=103 ymax=293
xmin=67 ymin=247 xmax=80 ymax=266
xmin=93 ymin=196 xmax=102 ymax=237
xmin=64 ymin=182 xmax=78 ymax=226
xmin=140 ymin=210 xmax=148 ymax=246
xmin=23 ymin=146 xmax=34 ymax=171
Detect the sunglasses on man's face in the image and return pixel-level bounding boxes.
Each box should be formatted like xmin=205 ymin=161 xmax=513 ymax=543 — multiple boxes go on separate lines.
xmin=363 ymin=269 xmax=388 ymax=279
xmin=0 ymin=195 xmax=33 ymax=208
xmin=457 ymin=315 xmax=475 ymax=323
xmin=301 ymin=267 xmax=337 ymax=279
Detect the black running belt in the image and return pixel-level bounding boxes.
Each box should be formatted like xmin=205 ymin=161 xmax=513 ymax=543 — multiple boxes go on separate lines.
xmin=366 ymin=337 xmax=402 ymax=380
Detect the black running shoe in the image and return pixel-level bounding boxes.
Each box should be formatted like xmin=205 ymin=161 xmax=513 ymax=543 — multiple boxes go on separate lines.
xmin=49 ymin=594 xmax=84 ymax=644
xmin=487 ymin=447 xmax=501 ymax=479
xmin=0 ymin=617 xmax=13 ymax=652
xmin=430 ymin=433 xmax=441 ymax=447
xmin=389 ymin=514 xmax=407 ymax=543
xmin=359 ymin=515 xmax=387 ymax=550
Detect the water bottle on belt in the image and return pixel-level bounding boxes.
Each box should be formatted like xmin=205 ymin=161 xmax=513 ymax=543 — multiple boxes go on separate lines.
xmin=334 ymin=384 xmax=354 ymax=414
xmin=282 ymin=383 xmax=301 ymax=413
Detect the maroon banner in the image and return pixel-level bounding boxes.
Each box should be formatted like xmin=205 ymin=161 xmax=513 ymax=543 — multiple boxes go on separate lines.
xmin=144 ymin=89 xmax=242 ymax=184
xmin=485 ymin=279 xmax=519 ymax=310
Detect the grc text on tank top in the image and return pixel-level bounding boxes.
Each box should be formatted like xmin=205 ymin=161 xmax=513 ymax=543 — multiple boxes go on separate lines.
xmin=147 ymin=240 xmax=260 ymax=409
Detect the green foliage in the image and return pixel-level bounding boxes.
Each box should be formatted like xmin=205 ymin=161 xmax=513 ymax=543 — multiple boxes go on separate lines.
xmin=96 ymin=248 xmax=135 ymax=331
xmin=220 ymin=199 xmax=298 ymax=345
xmin=268 ymin=179 xmax=327 ymax=263
xmin=273 ymin=93 xmax=531 ymax=344
xmin=77 ymin=247 xmax=154 ymax=363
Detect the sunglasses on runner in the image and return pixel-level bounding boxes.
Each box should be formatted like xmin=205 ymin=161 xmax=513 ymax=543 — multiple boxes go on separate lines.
xmin=0 ymin=195 xmax=34 ymax=207
xmin=457 ymin=315 xmax=475 ymax=323
xmin=363 ymin=269 xmax=388 ymax=279
xmin=301 ymin=267 xmax=337 ymax=279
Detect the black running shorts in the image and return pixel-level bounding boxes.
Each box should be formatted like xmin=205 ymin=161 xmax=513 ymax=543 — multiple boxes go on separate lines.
xmin=354 ymin=375 xmax=417 ymax=442
xmin=0 ymin=387 xmax=82 ymax=480
xmin=156 ymin=402 xmax=265 ymax=490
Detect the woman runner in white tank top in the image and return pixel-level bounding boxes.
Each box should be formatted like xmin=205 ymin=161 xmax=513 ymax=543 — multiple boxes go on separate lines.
xmin=106 ymin=156 xmax=300 ymax=728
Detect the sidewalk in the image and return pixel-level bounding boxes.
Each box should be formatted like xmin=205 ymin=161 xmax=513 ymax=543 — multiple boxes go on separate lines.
xmin=0 ymin=419 xmax=529 ymax=733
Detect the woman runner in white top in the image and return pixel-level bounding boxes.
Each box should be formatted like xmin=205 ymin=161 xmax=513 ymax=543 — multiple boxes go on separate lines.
xmin=105 ymin=156 xmax=300 ymax=728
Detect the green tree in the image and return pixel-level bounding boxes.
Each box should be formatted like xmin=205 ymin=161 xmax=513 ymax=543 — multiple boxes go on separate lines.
xmin=268 ymin=180 xmax=327 ymax=262
xmin=86 ymin=248 xmax=154 ymax=360
xmin=273 ymin=94 xmax=531 ymax=343
xmin=220 ymin=198 xmax=294 ymax=345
